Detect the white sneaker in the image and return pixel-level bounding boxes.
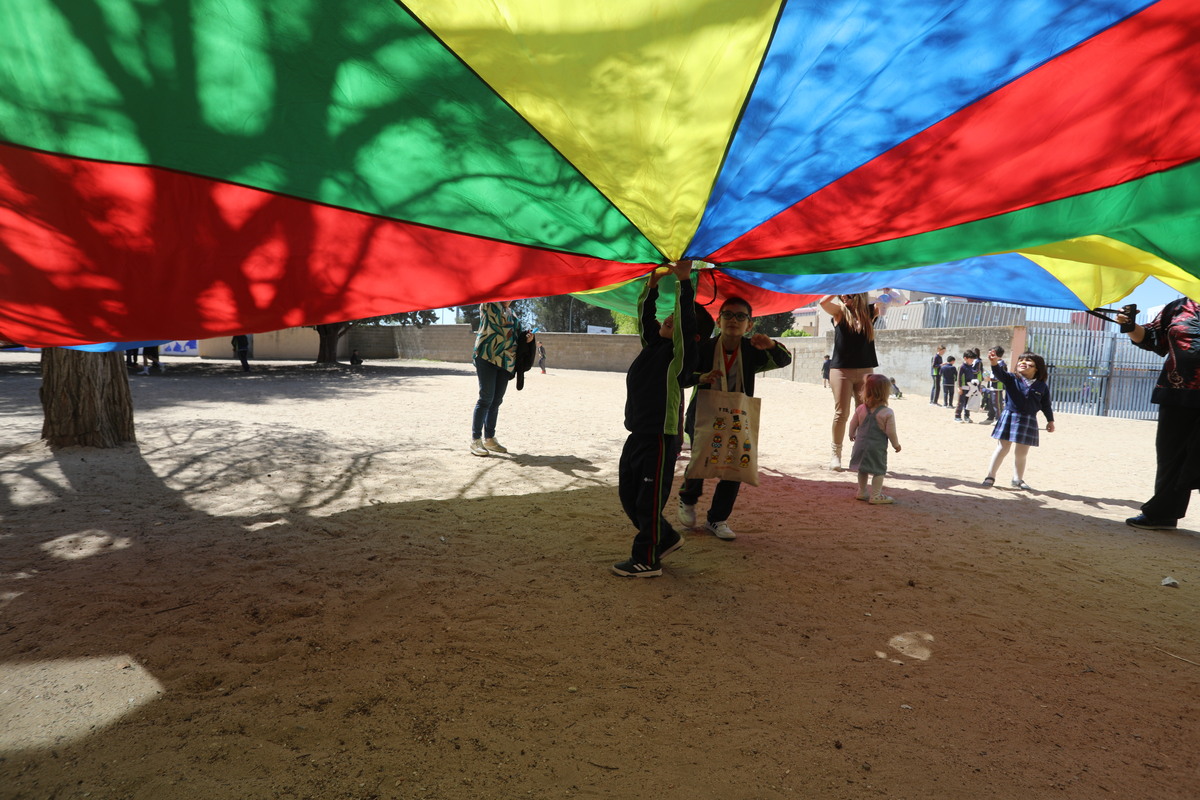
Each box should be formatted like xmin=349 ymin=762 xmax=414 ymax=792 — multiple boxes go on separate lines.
xmin=483 ymin=438 xmax=508 ymax=453
xmin=706 ymin=520 xmax=736 ymax=540
xmin=828 ymin=443 xmax=844 ymax=472
xmin=678 ymin=501 xmax=697 ymax=528
xmin=470 ymin=438 xmax=490 ymax=457
xmin=138 ymin=367 xmax=150 ymax=375
xmin=869 ymin=494 xmax=895 ymax=505
xmin=855 ymin=492 xmax=869 ymax=501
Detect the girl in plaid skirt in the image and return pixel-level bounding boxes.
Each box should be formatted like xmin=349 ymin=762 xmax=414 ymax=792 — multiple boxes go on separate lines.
xmin=982 ymin=351 xmax=1055 ymax=491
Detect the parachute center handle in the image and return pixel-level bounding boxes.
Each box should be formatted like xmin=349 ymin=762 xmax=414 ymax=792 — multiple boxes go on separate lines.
xmin=654 ymin=260 xmax=716 ymax=276
xmin=1085 ymin=302 xmax=1139 ymax=332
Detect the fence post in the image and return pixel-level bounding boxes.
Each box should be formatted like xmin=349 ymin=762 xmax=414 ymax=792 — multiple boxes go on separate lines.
xmin=1099 ymin=332 xmax=1117 ymax=417
xmin=1011 ymin=325 xmax=1027 ymax=356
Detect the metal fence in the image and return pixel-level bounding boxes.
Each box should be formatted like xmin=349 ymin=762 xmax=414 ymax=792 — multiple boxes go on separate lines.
xmin=909 ymin=301 xmax=1162 ymax=420
xmin=1025 ymin=326 xmax=1161 ymax=420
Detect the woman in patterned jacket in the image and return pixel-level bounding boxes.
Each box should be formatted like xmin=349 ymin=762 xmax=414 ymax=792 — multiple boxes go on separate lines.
xmin=470 ymin=301 xmax=532 ymax=457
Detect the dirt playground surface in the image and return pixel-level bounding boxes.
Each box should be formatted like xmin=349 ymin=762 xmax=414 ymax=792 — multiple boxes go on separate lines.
xmin=1 ymin=352 xmax=1197 ymax=799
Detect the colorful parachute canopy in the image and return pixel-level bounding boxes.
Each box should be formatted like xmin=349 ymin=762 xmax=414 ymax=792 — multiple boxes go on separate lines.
xmin=1 ymin=0 xmax=1197 ymax=346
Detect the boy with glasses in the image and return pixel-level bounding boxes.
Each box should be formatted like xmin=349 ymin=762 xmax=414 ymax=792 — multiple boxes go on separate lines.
xmin=677 ymin=297 xmax=792 ymax=541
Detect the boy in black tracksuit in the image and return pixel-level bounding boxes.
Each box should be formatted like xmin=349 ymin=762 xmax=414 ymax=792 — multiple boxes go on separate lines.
xmin=612 ymin=261 xmax=711 ymax=578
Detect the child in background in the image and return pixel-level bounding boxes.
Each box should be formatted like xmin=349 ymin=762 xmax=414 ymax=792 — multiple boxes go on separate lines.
xmin=848 ymin=374 xmax=902 ymax=504
xmin=984 ymin=345 xmax=1007 ymax=422
xmin=954 ymin=349 xmax=982 ymax=422
xmin=929 ymin=345 xmax=946 ymax=405
xmin=939 ymin=356 xmax=958 ymax=407
xmin=982 ymin=350 xmax=1055 ymax=491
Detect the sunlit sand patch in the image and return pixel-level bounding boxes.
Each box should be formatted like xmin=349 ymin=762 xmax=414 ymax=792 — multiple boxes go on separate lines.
xmin=245 ymin=518 xmax=289 ymax=531
xmin=887 ymin=631 xmax=935 ymax=661
xmin=0 ymin=656 xmax=164 ymax=752
xmin=39 ymin=532 xmax=132 ymax=560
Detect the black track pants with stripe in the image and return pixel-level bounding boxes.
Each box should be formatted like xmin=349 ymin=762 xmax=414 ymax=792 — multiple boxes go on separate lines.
xmin=619 ymin=432 xmax=682 ymax=564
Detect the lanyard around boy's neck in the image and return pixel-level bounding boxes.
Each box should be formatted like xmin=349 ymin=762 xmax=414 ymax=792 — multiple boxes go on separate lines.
xmin=715 ymin=341 xmax=742 ymax=393
xmin=722 ymin=347 xmax=738 ymax=377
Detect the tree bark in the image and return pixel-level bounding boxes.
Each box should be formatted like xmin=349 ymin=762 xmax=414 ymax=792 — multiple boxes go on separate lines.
xmin=315 ymin=323 xmax=350 ymax=363
xmin=40 ymin=349 xmax=136 ymax=448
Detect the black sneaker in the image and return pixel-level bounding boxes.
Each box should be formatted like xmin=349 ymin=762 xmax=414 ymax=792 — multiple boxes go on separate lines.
xmin=1125 ymin=515 xmax=1177 ymax=531
xmin=657 ymin=531 xmax=684 ymax=561
xmin=611 ymin=559 xmax=662 ymax=578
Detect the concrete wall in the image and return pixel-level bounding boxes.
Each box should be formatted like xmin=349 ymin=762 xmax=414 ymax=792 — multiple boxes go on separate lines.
xmin=351 ymin=326 xmax=645 ymax=371
xmin=349 ymin=324 xmax=479 ymax=362
xmin=198 ymin=328 xmax=350 ymax=361
xmin=372 ymin=324 xmax=1028 ymax=398
xmin=522 ymin=333 xmax=643 ymax=373
xmin=192 ymin=300 xmax=1028 ymax=368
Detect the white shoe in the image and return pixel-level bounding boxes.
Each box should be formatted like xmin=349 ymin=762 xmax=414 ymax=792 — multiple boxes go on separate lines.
xmin=470 ymin=439 xmax=490 ymax=457
xmin=678 ymin=501 xmax=697 ymax=528
xmin=483 ymin=437 xmax=508 ymax=453
xmin=706 ymin=520 xmax=736 ymax=540
xmin=869 ymin=494 xmax=895 ymax=505
xmin=855 ymin=492 xmax=869 ymax=501
xmin=138 ymin=367 xmax=150 ymax=375
xmin=828 ymin=443 xmax=844 ymax=472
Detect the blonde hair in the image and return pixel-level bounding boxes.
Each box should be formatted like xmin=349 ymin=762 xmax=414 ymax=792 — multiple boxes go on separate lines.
xmin=860 ymin=373 xmax=891 ymax=408
xmin=843 ymin=293 xmax=875 ymax=341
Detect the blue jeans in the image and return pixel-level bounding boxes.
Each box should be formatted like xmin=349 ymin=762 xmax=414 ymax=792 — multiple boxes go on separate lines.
xmin=472 ymin=357 xmax=510 ymax=439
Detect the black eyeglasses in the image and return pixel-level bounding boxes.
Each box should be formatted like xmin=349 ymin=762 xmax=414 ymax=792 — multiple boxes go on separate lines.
xmin=720 ymin=311 xmax=750 ymax=321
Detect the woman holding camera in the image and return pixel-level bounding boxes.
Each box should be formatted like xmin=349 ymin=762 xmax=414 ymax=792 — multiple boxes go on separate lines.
xmin=1118 ymin=300 xmax=1200 ymax=530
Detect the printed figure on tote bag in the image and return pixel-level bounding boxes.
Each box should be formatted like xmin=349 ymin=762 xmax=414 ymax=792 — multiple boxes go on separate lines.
xmin=678 ymin=296 xmax=792 ymax=541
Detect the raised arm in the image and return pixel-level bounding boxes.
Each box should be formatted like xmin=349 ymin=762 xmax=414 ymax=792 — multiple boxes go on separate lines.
xmin=818 ymin=295 xmax=844 ymax=323
xmin=747 ymin=334 xmax=793 ymax=372
xmin=635 ymin=273 xmax=661 ymax=347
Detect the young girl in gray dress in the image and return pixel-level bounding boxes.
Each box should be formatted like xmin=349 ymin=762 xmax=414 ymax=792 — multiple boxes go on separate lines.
xmin=848 ymin=374 xmax=903 ymax=504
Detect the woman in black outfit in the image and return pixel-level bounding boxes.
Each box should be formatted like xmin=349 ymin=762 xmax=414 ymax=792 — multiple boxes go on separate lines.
xmin=818 ymin=293 xmax=885 ymax=471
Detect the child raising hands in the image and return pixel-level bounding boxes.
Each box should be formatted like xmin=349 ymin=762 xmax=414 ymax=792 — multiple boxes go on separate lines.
xmin=982 ymin=350 xmax=1055 ymax=491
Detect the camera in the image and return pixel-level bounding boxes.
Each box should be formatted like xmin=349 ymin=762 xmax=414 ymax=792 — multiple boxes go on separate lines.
xmin=1087 ymin=302 xmax=1138 ymax=332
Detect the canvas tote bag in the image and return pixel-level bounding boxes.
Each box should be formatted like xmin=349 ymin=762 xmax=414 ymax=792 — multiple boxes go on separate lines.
xmin=684 ymin=349 xmax=761 ymax=486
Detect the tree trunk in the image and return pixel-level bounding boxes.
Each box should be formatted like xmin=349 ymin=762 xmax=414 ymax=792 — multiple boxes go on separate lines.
xmin=315 ymin=323 xmax=349 ymax=363
xmin=40 ymin=349 xmax=136 ymax=448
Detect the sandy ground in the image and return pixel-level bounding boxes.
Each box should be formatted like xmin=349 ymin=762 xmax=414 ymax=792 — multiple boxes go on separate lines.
xmin=0 ymin=351 xmax=1198 ymax=800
